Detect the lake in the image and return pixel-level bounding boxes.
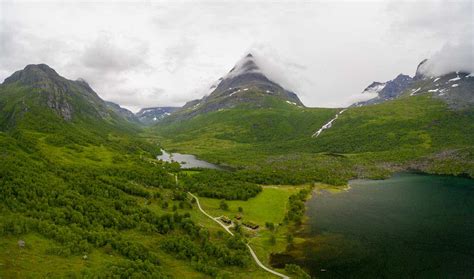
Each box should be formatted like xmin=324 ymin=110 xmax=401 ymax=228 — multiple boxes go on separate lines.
xmin=156 ymin=149 xmax=220 ymax=169
xmin=274 ymin=173 xmax=474 ymax=278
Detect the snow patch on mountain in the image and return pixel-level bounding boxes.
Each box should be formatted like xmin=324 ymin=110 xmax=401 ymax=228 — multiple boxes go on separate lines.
xmin=410 ymin=87 xmax=421 ymax=96
xmin=448 ymin=76 xmax=461 ymax=82
xmin=312 ymin=109 xmax=346 ymax=138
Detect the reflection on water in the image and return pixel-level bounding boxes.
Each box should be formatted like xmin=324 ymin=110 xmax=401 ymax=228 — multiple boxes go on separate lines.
xmin=157 ymin=149 xmax=220 ymax=169
xmin=273 ymin=173 xmax=474 ymax=278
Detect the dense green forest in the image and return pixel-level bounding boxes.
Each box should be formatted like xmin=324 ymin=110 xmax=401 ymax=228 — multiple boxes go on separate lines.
xmin=0 ymin=80 xmax=271 ymax=277
xmin=1 ymin=126 xmax=262 ymax=277
xmin=179 ymin=169 xmax=262 ymax=200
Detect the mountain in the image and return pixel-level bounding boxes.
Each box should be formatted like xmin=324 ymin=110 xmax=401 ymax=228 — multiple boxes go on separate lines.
xmin=167 ymin=53 xmax=304 ymax=120
xmin=407 ymin=69 xmax=474 ymax=110
xmin=354 ymin=74 xmax=413 ymax=106
xmin=154 ymin=57 xmax=474 ymax=184
xmin=105 ymin=101 xmax=139 ymax=123
xmin=0 ymin=64 xmax=138 ymax=132
xmin=354 ymin=59 xmax=474 ymax=108
xmin=3 ymin=65 xmax=109 ymax=121
xmin=1 ymin=65 xmax=245 ymax=278
xmin=136 ymin=106 xmax=179 ymax=124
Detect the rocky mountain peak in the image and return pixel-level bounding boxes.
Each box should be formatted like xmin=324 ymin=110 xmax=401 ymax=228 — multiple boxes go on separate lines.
xmin=1 ymin=64 xmax=115 ymax=121
xmin=414 ymin=59 xmax=429 ymax=80
xmin=354 ymin=73 xmax=414 ymax=106
xmin=393 ymin=74 xmax=412 ymax=83
xmin=209 ymin=53 xmax=302 ymax=105
xmin=3 ymin=64 xmax=62 ymax=87
xmin=226 ymin=53 xmax=261 ymax=78
xmin=362 ymin=81 xmax=386 ymax=95
xmin=166 ymin=53 xmax=304 ymax=120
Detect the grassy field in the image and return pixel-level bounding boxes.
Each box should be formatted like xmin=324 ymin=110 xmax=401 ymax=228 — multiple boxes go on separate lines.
xmin=132 ymin=190 xmax=282 ymax=278
xmin=0 ymin=234 xmax=123 ymax=278
xmin=199 ymin=186 xmax=302 ymax=226
xmin=197 ymin=185 xmax=306 ymax=271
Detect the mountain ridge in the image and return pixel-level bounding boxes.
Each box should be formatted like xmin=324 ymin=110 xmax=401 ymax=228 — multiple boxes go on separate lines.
xmin=165 ymin=53 xmax=304 ymax=121
xmin=354 ymin=59 xmax=474 ymax=108
xmin=136 ymin=106 xmax=179 ymax=124
xmin=0 ymin=64 xmax=140 ymax=132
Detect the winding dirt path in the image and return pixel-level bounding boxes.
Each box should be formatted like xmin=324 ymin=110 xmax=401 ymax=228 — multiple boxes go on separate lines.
xmin=188 ymin=192 xmax=289 ymax=279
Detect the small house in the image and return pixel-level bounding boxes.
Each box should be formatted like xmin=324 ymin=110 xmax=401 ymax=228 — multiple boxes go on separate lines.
xmin=220 ymin=216 xmax=232 ymax=225
xmin=242 ymin=221 xmax=259 ymax=230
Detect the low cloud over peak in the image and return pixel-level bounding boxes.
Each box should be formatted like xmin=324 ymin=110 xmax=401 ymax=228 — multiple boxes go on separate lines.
xmin=420 ymin=41 xmax=474 ymax=77
xmin=0 ymin=1 xmax=472 ymax=111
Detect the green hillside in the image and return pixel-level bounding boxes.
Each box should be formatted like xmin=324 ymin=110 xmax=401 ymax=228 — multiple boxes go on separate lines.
xmin=153 ymin=93 xmax=474 ymax=184
xmin=0 ymin=70 xmax=275 ymax=278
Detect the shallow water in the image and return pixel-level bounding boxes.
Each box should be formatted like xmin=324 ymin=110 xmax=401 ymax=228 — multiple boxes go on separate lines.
xmin=156 ymin=149 xmax=220 ymax=169
xmin=283 ymin=173 xmax=474 ymax=278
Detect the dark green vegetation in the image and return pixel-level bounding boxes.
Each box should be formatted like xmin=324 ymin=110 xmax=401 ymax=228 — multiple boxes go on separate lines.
xmin=0 ymin=131 xmax=254 ymax=277
xmin=278 ymin=173 xmax=474 ymax=278
xmin=154 ymin=93 xmax=474 ymax=185
xmin=179 ymin=169 xmax=262 ymax=200
xmin=0 ymin=66 xmax=266 ymax=278
xmin=285 ymin=187 xmax=313 ymax=225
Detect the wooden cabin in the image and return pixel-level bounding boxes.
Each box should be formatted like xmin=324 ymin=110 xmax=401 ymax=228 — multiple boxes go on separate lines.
xmin=242 ymin=221 xmax=259 ymax=230
xmin=220 ymin=216 xmax=232 ymax=225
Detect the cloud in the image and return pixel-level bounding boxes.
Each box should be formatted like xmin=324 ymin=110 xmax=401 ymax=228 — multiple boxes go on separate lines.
xmin=0 ymin=0 xmax=472 ymax=111
xmin=162 ymin=38 xmax=197 ymax=73
xmin=81 ymin=34 xmax=149 ymax=73
xmin=388 ymin=0 xmax=473 ymax=76
xmin=420 ymin=42 xmax=474 ymax=76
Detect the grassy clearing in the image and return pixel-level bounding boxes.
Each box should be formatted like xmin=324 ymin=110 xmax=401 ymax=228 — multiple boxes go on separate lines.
xmin=0 ymin=234 xmax=123 ymax=278
xmin=197 ymin=185 xmax=310 ymax=274
xmin=199 ymin=186 xmax=303 ymax=226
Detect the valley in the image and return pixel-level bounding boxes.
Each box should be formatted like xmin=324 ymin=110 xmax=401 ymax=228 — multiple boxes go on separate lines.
xmin=1 ymin=50 xmax=473 ymax=278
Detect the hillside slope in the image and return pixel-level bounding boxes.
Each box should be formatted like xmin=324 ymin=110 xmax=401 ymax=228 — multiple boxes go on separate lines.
xmin=154 ymin=91 xmax=474 ymax=184
xmin=0 ymin=65 xmax=268 ymax=278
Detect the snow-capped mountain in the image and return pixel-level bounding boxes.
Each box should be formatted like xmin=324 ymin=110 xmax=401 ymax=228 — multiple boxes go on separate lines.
xmin=354 ymin=74 xmax=413 ymax=106
xmin=136 ymin=107 xmax=179 ymax=124
xmin=170 ymin=53 xmax=303 ymax=120
xmin=207 ymin=53 xmax=302 ymax=105
xmin=354 ymin=59 xmax=474 ymax=109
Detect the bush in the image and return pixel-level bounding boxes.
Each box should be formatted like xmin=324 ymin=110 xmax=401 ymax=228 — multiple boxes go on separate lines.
xmin=219 ymin=200 xmax=229 ymax=211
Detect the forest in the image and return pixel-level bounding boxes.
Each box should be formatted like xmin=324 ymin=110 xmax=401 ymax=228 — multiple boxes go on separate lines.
xmin=0 ymin=129 xmax=256 ymax=277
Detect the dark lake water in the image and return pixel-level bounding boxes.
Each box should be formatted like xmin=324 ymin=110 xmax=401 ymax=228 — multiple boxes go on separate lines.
xmin=156 ymin=149 xmax=220 ymax=169
xmin=283 ymin=173 xmax=474 ymax=278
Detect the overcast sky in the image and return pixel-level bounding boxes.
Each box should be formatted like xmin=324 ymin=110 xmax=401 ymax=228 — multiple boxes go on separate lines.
xmin=0 ymin=0 xmax=472 ymax=112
